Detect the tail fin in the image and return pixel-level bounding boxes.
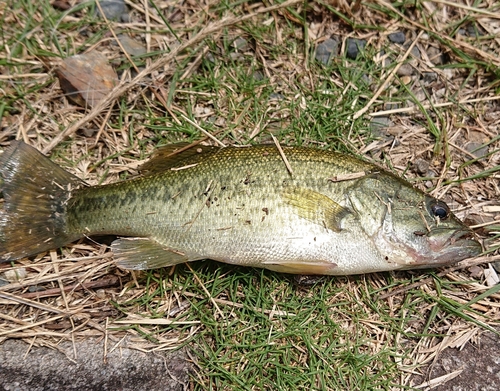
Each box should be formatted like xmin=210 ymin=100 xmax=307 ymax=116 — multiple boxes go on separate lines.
xmin=0 ymin=141 xmax=85 ymax=261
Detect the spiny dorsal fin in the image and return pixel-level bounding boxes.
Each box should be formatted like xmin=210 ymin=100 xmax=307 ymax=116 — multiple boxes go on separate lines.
xmin=282 ymin=187 xmax=350 ymax=232
xmin=112 ymin=237 xmax=195 ymax=270
xmin=140 ymin=143 xmax=220 ymax=174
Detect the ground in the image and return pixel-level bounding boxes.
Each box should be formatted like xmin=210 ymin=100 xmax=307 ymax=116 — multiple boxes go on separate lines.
xmin=0 ymin=0 xmax=499 ymax=390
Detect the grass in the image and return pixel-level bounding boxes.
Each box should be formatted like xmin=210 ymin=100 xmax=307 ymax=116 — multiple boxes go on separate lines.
xmin=1 ymin=0 xmax=500 ymax=390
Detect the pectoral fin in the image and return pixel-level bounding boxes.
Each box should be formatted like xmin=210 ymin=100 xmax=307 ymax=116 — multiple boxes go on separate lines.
xmin=112 ymin=237 xmax=193 ymax=270
xmin=282 ymin=187 xmax=349 ymax=232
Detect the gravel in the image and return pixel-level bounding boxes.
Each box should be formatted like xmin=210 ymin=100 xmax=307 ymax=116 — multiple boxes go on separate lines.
xmin=388 ymin=31 xmax=406 ymax=44
xmin=315 ymin=38 xmax=339 ymax=65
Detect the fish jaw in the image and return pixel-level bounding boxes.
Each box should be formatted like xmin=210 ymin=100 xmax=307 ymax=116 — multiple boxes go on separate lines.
xmin=378 ymin=228 xmax=482 ymax=270
xmin=416 ymin=229 xmax=482 ymax=266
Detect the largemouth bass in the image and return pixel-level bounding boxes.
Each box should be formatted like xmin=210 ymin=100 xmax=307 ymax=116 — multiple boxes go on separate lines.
xmin=0 ymin=141 xmax=481 ymax=275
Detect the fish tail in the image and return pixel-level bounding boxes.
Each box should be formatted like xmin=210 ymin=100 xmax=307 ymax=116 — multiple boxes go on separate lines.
xmin=0 ymin=141 xmax=84 ymax=261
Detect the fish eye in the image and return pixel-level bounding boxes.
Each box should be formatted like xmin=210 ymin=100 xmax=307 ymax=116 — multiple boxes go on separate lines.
xmin=430 ymin=200 xmax=449 ymax=220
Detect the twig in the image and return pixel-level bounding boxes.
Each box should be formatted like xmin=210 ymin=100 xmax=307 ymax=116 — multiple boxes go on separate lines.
xmin=185 ymin=263 xmax=225 ymax=319
xmin=271 ymin=134 xmax=294 ymax=176
xmin=179 ymin=114 xmax=226 ymax=147
xmin=370 ymin=96 xmax=500 ymax=117
xmin=20 ymin=276 xmax=121 ymax=299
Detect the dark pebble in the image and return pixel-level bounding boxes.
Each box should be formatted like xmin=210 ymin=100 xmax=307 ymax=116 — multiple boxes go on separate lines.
xmin=96 ymin=0 xmax=127 ymax=20
xmin=205 ymin=51 xmax=216 ymax=64
xmin=118 ymin=35 xmax=147 ymax=56
xmin=427 ymin=46 xmax=444 ymax=65
xmin=384 ymin=103 xmax=399 ymax=110
xmin=315 ymin=38 xmax=339 ymax=65
xmin=253 ymin=71 xmax=265 ymax=81
xmin=413 ymin=158 xmax=430 ymax=175
xmin=397 ymin=63 xmax=414 ymax=77
xmin=233 ymin=37 xmax=249 ymax=52
xmin=370 ymin=117 xmax=393 ymax=137
xmin=467 ymin=25 xmax=483 ymax=37
xmin=388 ymin=32 xmax=406 ymax=44
xmin=269 ymin=92 xmax=285 ymax=101
xmin=422 ymin=72 xmax=437 ymax=84
xmin=346 ymin=38 xmax=366 ymax=59
xmin=120 ymin=13 xmax=131 ymax=23
xmin=465 ymin=142 xmax=489 ymax=158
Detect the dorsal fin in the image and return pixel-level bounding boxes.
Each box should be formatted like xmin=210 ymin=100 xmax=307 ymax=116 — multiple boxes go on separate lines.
xmin=140 ymin=143 xmax=220 ymax=174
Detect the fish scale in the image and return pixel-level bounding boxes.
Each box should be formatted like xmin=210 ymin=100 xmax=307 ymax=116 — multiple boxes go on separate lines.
xmin=0 ymin=142 xmax=481 ymax=275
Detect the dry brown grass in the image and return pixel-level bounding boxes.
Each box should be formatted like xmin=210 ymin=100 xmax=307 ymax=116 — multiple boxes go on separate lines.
xmin=0 ymin=0 xmax=499 ymax=388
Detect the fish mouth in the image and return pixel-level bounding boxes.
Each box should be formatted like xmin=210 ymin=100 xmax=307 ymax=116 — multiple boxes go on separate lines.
xmin=425 ymin=228 xmax=482 ymax=265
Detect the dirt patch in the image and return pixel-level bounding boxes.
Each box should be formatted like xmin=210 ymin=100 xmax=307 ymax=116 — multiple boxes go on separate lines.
xmin=414 ymin=330 xmax=500 ymax=390
xmin=0 ymin=338 xmax=191 ymax=391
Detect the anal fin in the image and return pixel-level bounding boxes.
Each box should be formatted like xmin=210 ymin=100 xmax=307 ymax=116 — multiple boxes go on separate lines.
xmin=112 ymin=237 xmax=193 ymax=270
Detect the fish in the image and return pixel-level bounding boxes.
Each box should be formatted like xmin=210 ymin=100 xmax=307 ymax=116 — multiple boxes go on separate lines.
xmin=0 ymin=141 xmax=481 ymax=275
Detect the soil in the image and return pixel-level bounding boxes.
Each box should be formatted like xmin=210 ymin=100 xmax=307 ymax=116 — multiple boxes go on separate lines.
xmin=414 ymin=330 xmax=500 ymax=391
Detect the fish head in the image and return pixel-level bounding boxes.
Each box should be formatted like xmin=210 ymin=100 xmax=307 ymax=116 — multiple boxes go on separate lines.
xmin=388 ymin=191 xmax=482 ymax=268
xmin=348 ymin=175 xmax=482 ymax=269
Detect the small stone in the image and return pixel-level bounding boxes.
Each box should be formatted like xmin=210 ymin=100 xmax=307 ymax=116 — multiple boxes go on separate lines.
xmin=426 ymin=169 xmax=437 ymax=178
xmin=410 ymin=45 xmax=421 ymax=59
xmin=397 ymin=63 xmax=414 ymax=76
xmin=96 ymin=0 xmax=127 ymax=20
xmin=346 ymin=38 xmax=366 ymax=59
xmin=315 ymin=38 xmax=339 ymax=65
xmin=229 ymin=52 xmax=244 ymax=61
xmin=269 ymin=92 xmax=285 ymax=101
xmin=467 ymin=24 xmax=483 ymax=37
xmin=493 ymin=261 xmax=500 ymax=274
xmin=465 ymin=142 xmax=489 ymax=158
xmin=28 ymin=285 xmax=45 ymax=293
xmin=205 ymin=51 xmax=216 ymax=64
xmin=118 ymin=35 xmax=147 ymax=56
xmin=82 ymin=128 xmax=98 ymax=137
xmin=469 ymin=265 xmax=484 ymax=279
xmin=232 ymin=37 xmax=249 ymax=52
xmin=3 ymin=268 xmax=27 ymax=282
xmin=400 ymin=75 xmax=412 ymax=85
xmin=120 ymin=13 xmax=131 ymax=23
xmin=370 ymin=117 xmax=393 ymax=137
xmin=388 ymin=31 xmax=406 ymax=44
xmin=427 ymin=46 xmax=444 ymax=65
xmin=422 ymin=72 xmax=437 ymax=84
xmin=384 ymin=103 xmax=399 ymax=111
xmin=413 ymin=158 xmax=430 ymax=175
xmin=252 ymin=71 xmax=265 ymax=81
xmin=0 ymin=277 xmax=8 ymax=287
xmin=56 ymin=51 xmax=118 ymax=108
